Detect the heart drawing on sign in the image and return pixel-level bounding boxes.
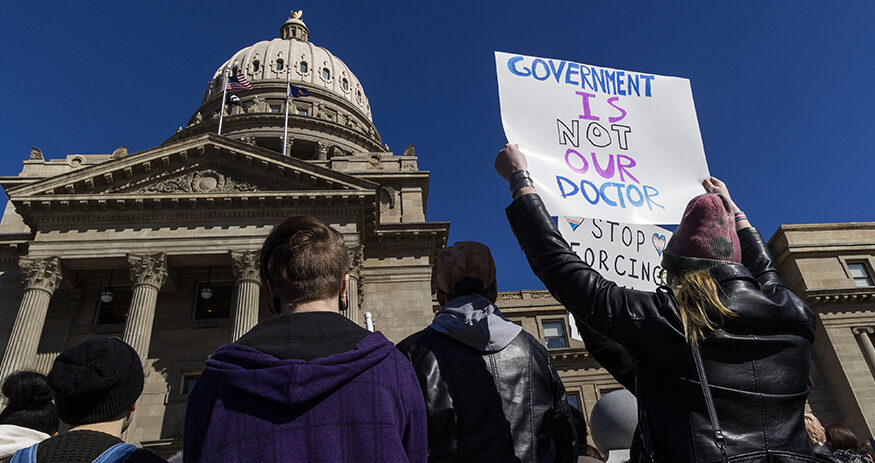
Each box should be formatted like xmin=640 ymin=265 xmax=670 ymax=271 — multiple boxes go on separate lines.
xmin=652 ymin=233 xmax=667 ymax=256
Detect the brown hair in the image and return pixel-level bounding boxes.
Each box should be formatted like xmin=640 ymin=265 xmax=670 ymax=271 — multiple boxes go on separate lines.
xmin=260 ymin=216 xmax=348 ymax=309
xmin=670 ymin=269 xmax=736 ymax=344
xmin=825 ymin=422 xmax=860 ymax=452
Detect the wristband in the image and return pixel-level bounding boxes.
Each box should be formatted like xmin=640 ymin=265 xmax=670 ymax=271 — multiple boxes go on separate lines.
xmin=734 ymin=212 xmax=747 ymax=222
xmin=507 ymin=170 xmax=531 ymax=186
xmin=510 ymin=179 xmax=534 ymax=196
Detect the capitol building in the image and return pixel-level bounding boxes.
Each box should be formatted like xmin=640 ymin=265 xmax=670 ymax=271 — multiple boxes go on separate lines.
xmin=0 ymin=12 xmax=872 ymax=452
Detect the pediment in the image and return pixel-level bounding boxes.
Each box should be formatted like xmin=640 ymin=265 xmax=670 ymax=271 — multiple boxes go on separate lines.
xmin=7 ymin=134 xmax=377 ymax=199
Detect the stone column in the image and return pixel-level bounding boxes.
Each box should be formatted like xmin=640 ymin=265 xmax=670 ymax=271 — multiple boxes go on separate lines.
xmin=123 ymin=253 xmax=168 ymax=364
xmin=853 ymin=327 xmax=875 ymax=377
xmin=344 ymin=246 xmax=364 ymax=326
xmin=230 ymin=250 xmax=261 ymax=341
xmin=0 ymin=256 xmax=62 ymax=382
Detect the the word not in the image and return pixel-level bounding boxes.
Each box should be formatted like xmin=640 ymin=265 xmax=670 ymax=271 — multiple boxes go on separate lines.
xmin=558 ymin=119 xmax=632 ymax=151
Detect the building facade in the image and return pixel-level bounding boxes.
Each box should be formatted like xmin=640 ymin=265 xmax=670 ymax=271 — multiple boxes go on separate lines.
xmin=769 ymin=222 xmax=875 ymax=439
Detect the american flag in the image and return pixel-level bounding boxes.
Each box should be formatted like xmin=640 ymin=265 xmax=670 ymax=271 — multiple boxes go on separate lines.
xmin=226 ymin=74 xmax=252 ymax=90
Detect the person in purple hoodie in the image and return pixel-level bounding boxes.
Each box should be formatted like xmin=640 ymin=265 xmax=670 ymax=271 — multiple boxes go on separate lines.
xmin=183 ymin=216 xmax=427 ymax=463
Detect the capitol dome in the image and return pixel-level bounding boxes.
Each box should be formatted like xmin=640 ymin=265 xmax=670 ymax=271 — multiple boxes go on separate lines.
xmin=172 ymin=12 xmax=385 ymax=159
xmin=204 ymin=19 xmax=372 ymax=121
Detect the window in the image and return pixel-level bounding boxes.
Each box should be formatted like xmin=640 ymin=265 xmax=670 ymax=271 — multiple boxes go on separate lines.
xmin=194 ymin=283 xmax=233 ymax=319
xmin=322 ymin=68 xmax=331 ymax=81
xmin=542 ymin=320 xmax=568 ymax=349
xmin=181 ymin=374 xmax=201 ymax=394
xmin=252 ymin=60 xmax=260 ymax=72
xmin=96 ymin=287 xmax=132 ymax=325
xmin=848 ymin=262 xmax=874 ymax=287
xmin=296 ymin=107 xmax=308 ymax=116
xmin=566 ymin=392 xmax=581 ymax=411
xmin=276 ymin=59 xmax=284 ymax=71
xmin=341 ymin=78 xmax=349 ymax=91
xmin=299 ymin=61 xmax=308 ymax=73
xmin=270 ymin=105 xmax=281 ymax=113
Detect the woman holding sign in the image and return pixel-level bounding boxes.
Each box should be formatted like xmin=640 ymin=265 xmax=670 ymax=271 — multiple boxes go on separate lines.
xmin=496 ymin=143 xmax=821 ymax=463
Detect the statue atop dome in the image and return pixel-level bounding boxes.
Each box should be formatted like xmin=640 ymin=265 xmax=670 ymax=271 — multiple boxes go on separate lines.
xmin=291 ymin=10 xmax=303 ymax=19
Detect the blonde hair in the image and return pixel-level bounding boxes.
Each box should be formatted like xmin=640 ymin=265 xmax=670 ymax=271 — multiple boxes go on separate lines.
xmin=670 ymin=270 xmax=736 ymax=344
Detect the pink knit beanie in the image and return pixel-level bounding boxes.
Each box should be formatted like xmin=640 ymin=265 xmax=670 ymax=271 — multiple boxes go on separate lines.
xmin=661 ymin=194 xmax=741 ymax=276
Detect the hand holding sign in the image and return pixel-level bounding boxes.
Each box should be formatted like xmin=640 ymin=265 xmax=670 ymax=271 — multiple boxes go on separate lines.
xmin=494 ymin=143 xmax=527 ymax=180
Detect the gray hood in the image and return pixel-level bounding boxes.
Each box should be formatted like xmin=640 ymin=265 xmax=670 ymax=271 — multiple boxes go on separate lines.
xmin=429 ymin=294 xmax=522 ymax=352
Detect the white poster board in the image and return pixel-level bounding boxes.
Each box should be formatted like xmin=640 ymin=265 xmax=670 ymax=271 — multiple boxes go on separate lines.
xmin=556 ymin=216 xmax=672 ymax=340
xmin=496 ymin=51 xmax=710 ymax=224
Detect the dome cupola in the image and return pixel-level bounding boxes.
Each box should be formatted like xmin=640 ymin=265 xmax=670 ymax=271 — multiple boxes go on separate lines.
xmin=280 ymin=10 xmax=309 ymax=41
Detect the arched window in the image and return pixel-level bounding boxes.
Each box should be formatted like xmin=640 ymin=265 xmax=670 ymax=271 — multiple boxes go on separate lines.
xmin=276 ymin=59 xmax=284 ymax=71
xmin=252 ymin=60 xmax=260 ymax=72
xmin=341 ymin=78 xmax=349 ymax=91
xmin=299 ymin=61 xmax=308 ymax=73
xmin=322 ymin=68 xmax=331 ymax=81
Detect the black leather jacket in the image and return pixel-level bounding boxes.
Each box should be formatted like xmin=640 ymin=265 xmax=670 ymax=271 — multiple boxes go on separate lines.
xmin=397 ymin=327 xmax=577 ymax=463
xmin=507 ymin=194 xmax=819 ymax=463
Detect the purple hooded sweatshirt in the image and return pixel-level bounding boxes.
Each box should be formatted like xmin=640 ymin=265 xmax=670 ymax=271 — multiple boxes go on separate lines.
xmin=183 ymin=331 xmax=427 ymax=463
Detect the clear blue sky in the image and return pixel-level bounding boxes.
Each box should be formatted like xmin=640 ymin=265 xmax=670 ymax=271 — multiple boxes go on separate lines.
xmin=1 ymin=1 xmax=873 ymax=291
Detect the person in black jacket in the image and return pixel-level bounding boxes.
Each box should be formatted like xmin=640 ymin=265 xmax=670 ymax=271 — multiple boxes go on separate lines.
xmin=397 ymin=241 xmax=577 ymax=463
xmin=495 ymin=143 xmax=819 ymax=463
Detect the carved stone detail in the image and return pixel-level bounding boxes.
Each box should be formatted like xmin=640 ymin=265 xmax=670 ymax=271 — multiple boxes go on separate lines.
xmin=19 ymin=256 xmax=62 ymax=294
xmin=135 ymin=169 xmax=258 ymax=194
xmin=111 ymin=146 xmax=128 ymax=159
xmin=230 ymin=250 xmax=261 ymax=283
xmin=29 ymin=147 xmax=43 ymax=160
xmin=316 ymin=141 xmax=330 ymax=160
xmin=127 ymin=253 xmax=168 ymax=289
xmin=379 ymin=186 xmax=397 ymax=209
xmin=402 ymin=144 xmax=415 ymax=157
xmin=348 ymin=245 xmax=364 ymax=273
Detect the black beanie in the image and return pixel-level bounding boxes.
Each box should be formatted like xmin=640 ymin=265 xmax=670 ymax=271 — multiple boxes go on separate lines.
xmin=47 ymin=337 xmax=144 ymax=426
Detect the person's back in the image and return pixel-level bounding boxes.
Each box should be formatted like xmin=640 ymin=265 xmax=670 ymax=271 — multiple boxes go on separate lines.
xmin=495 ymin=145 xmax=818 ymax=462
xmin=184 ymin=215 xmax=426 ymax=463
xmin=8 ymin=337 xmax=166 ymax=463
xmin=397 ymin=241 xmax=576 ymax=463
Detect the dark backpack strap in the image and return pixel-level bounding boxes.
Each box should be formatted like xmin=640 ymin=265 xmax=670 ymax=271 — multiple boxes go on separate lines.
xmin=91 ymin=443 xmax=139 ymax=463
xmin=691 ymin=343 xmax=728 ymax=463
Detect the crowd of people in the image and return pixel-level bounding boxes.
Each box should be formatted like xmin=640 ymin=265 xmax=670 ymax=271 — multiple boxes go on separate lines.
xmin=0 ymin=143 xmax=872 ymax=462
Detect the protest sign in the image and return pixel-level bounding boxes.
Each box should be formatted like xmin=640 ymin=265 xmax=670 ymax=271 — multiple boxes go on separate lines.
xmin=496 ymin=51 xmax=710 ymax=224
xmin=555 ymin=216 xmax=672 ymax=340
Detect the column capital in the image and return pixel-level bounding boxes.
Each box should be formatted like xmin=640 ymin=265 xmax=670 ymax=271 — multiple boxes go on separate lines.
xmin=348 ymin=245 xmax=364 ymax=273
xmin=127 ymin=253 xmax=168 ymax=289
xmin=852 ymin=326 xmax=875 ymax=336
xmin=19 ymin=256 xmax=62 ymax=294
xmin=230 ymin=250 xmax=260 ymax=283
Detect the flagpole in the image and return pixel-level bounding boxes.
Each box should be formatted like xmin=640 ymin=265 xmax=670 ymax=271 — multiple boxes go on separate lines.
xmin=282 ymin=67 xmax=292 ymax=156
xmin=218 ymin=69 xmax=229 ymax=135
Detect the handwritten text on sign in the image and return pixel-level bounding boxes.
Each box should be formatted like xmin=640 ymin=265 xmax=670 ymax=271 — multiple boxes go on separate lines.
xmin=556 ymin=217 xmax=673 ymax=341
xmin=496 ymin=52 xmax=710 ymax=224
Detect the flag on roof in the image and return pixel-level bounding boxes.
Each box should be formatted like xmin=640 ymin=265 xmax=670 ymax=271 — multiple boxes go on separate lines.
xmin=226 ymin=74 xmax=252 ymax=90
xmin=288 ymin=84 xmax=310 ymax=97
